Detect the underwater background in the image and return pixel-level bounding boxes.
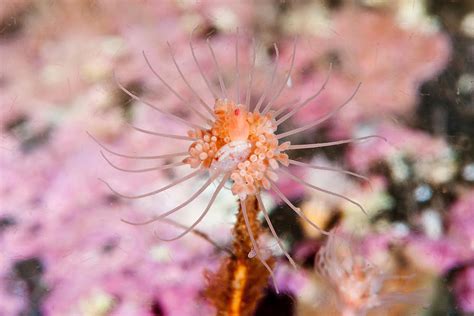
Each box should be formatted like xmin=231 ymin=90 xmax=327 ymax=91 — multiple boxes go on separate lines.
xmin=0 ymin=0 xmax=473 ymax=315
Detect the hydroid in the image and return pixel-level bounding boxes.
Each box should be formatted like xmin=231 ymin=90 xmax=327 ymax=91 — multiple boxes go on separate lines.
xmin=92 ymin=31 xmax=384 ymax=304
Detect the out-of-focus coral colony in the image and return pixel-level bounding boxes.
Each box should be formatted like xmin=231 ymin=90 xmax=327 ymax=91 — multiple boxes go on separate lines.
xmin=0 ymin=1 xmax=472 ymax=315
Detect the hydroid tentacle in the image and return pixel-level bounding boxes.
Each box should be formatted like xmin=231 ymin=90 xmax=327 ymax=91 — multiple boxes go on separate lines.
xmin=207 ymin=38 xmax=228 ymax=99
xmin=121 ymin=173 xmax=218 ymax=225
xmin=254 ymin=43 xmax=279 ymax=113
xmin=143 ymin=51 xmax=214 ymax=125
xmin=156 ymin=173 xmax=230 ymax=241
xmin=190 ymin=29 xmax=219 ymax=99
xmin=88 ymin=132 xmax=189 ymax=160
xmin=276 ymin=63 xmax=332 ymax=125
xmin=262 ymin=37 xmax=298 ymax=115
xmin=99 ymin=169 xmax=204 ymax=200
xmin=167 ymin=42 xmax=215 ymax=118
xmin=285 ymin=135 xmax=386 ymax=150
xmin=257 ymin=193 xmax=297 ymax=269
xmin=277 ymin=82 xmax=362 ymax=139
xmin=240 ymin=198 xmax=279 ymax=293
xmin=158 ymin=217 xmax=233 ymax=255
xmin=245 ymin=38 xmax=257 ymax=109
xmin=269 ymin=180 xmax=330 ymax=235
xmin=281 ymin=168 xmax=368 ymax=215
xmin=100 ymin=151 xmax=184 ymax=173
xmin=286 ymin=135 xmax=387 ymax=150
xmin=114 ymin=73 xmax=207 ymax=130
xmin=127 ymin=123 xmax=196 ymax=141
xmin=273 ymin=98 xmax=301 ymax=117
xmin=235 ymin=29 xmax=240 ymax=104
xmin=288 ymin=159 xmax=371 ymax=185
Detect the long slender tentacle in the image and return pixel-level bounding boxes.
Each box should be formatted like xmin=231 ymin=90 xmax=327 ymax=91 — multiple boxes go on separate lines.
xmin=156 ymin=173 xmax=230 ymax=241
xmin=262 ymin=37 xmax=297 ymax=115
xmin=100 ymin=151 xmax=184 ymax=173
xmin=100 ymin=169 xmax=204 ymax=200
xmin=167 ymin=42 xmax=215 ymax=118
xmin=280 ymin=168 xmax=368 ymax=215
xmin=276 ymin=64 xmax=333 ymax=125
xmin=88 ymin=132 xmax=189 ymax=160
xmin=114 ymin=74 xmax=206 ymax=130
xmin=158 ymin=218 xmax=233 ymax=255
xmin=269 ymin=179 xmax=329 ymax=235
xmin=235 ymin=29 xmax=240 ymax=104
xmin=127 ymin=123 xmax=195 ymax=141
xmin=288 ymin=159 xmax=371 ymax=184
xmin=190 ymin=29 xmax=219 ymax=99
xmin=245 ymin=38 xmax=257 ymax=109
xmin=277 ymin=82 xmax=362 ymax=139
xmin=142 ymin=51 xmax=213 ymax=125
xmin=207 ymin=38 xmax=228 ymax=99
xmin=121 ymin=173 xmax=217 ymax=225
xmin=273 ymin=98 xmax=301 ymax=117
xmin=240 ymin=198 xmax=279 ymax=293
xmin=286 ymin=135 xmax=386 ymax=150
xmin=256 ymin=194 xmax=297 ymax=269
xmin=254 ymin=43 xmax=279 ymax=113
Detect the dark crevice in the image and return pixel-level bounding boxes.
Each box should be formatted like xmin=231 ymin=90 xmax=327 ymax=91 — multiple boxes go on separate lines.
xmin=150 ymin=300 xmax=165 ymax=316
xmin=254 ymin=290 xmax=295 ymax=316
xmin=13 ymin=258 xmax=47 ymax=316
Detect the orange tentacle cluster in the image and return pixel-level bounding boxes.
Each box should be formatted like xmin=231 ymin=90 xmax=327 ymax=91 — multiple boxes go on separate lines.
xmin=183 ymin=99 xmax=290 ymax=199
xmin=184 ymin=130 xmax=219 ymax=168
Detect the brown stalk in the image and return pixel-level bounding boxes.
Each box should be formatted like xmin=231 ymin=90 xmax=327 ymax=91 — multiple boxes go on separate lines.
xmin=204 ymin=195 xmax=274 ymax=316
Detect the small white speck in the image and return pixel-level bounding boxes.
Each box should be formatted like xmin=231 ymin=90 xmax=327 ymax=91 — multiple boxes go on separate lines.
xmin=461 ymin=12 xmax=474 ymax=37
xmin=414 ymin=184 xmax=432 ymax=202
xmin=457 ymin=74 xmax=474 ymax=95
xmin=421 ymin=209 xmax=443 ymax=239
xmin=150 ymin=245 xmax=172 ymax=262
xmin=392 ymin=222 xmax=410 ymax=237
xmin=463 ymin=163 xmax=474 ymax=182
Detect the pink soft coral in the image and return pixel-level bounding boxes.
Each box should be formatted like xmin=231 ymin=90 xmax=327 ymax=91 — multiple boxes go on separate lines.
xmin=453 ymin=266 xmax=474 ymax=313
xmin=290 ymin=6 xmax=450 ymax=136
xmin=405 ymin=191 xmax=474 ymax=274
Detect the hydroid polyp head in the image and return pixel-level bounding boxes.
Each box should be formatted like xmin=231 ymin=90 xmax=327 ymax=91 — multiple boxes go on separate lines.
xmin=94 ymin=31 xmax=386 ymax=285
xmin=184 ymin=97 xmax=289 ymax=200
